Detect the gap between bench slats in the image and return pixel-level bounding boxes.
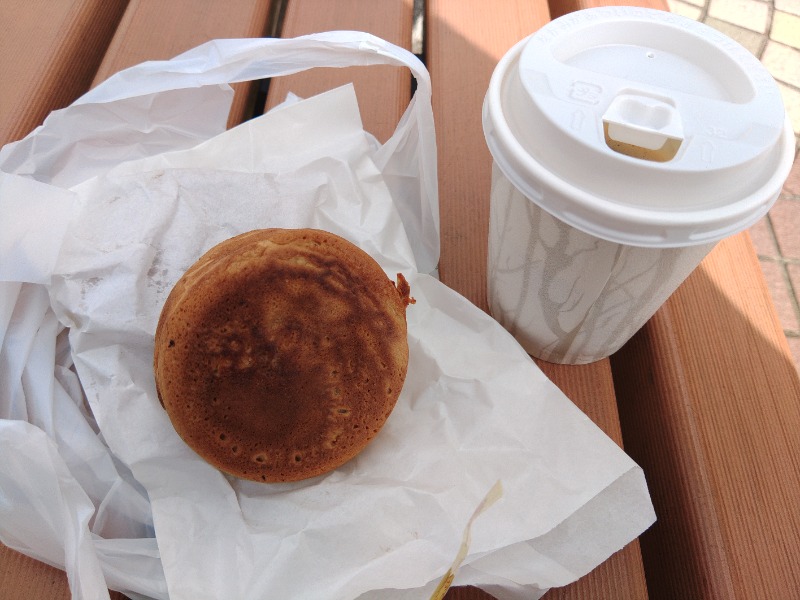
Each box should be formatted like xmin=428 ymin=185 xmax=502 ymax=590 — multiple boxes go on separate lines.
xmin=264 ymin=0 xmax=414 ymax=145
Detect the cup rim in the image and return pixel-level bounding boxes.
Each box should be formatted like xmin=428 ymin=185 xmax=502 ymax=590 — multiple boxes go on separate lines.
xmin=482 ymin=11 xmax=796 ymax=248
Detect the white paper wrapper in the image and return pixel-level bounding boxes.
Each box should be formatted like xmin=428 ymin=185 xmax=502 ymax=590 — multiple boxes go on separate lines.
xmin=0 ymin=33 xmax=655 ymax=600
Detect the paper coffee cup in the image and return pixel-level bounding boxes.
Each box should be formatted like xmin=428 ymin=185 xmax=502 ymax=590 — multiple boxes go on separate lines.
xmin=482 ymin=6 xmax=795 ymax=364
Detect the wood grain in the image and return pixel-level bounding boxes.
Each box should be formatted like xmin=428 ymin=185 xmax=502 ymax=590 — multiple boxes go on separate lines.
xmin=426 ymin=0 xmax=547 ymax=312
xmin=0 ymin=1 xmax=128 ymax=597
xmin=613 ymin=232 xmax=800 ymax=600
xmin=265 ymin=0 xmax=414 ymax=144
xmin=93 ymin=0 xmax=275 ymax=127
xmin=535 ymin=360 xmax=649 ymax=600
xmin=0 ymin=1 xmax=276 ymax=598
xmin=548 ymin=0 xmax=666 ymax=17
xmin=0 ymin=0 xmax=128 ymax=145
xmin=426 ymin=1 xmax=648 ymax=598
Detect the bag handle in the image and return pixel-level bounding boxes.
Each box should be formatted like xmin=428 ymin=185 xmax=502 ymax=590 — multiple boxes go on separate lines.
xmin=0 ymin=31 xmax=439 ymax=273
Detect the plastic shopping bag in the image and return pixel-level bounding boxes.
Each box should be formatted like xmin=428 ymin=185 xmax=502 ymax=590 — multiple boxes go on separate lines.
xmin=0 ymin=32 xmax=654 ymax=600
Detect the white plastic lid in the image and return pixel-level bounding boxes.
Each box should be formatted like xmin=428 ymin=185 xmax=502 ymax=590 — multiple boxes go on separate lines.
xmin=483 ymin=6 xmax=796 ymax=247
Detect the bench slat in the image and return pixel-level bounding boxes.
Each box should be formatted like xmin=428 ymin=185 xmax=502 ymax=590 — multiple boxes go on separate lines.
xmin=263 ymin=0 xmax=414 ymax=144
xmin=425 ymin=1 xmax=648 ymax=598
xmin=613 ymin=232 xmax=800 ymax=600
xmin=0 ymin=1 xmax=128 ymax=597
xmin=0 ymin=0 xmax=127 ymax=145
xmin=538 ymin=362 xmax=650 ymax=600
xmin=0 ymin=2 xmax=276 ymax=598
xmin=93 ymin=0 xmax=276 ymax=127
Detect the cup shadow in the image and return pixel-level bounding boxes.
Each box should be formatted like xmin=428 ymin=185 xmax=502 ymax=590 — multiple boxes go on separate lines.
xmin=610 ymin=233 xmax=800 ymax=600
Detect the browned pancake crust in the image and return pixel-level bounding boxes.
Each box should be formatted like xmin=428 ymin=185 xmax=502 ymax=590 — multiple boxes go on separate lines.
xmin=154 ymin=229 xmax=410 ymax=482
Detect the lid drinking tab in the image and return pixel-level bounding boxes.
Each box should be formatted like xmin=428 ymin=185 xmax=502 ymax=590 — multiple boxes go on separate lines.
xmin=603 ymin=93 xmax=683 ymax=154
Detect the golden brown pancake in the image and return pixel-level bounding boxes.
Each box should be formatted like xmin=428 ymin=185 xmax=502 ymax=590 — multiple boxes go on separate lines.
xmin=153 ymin=228 xmax=413 ymax=482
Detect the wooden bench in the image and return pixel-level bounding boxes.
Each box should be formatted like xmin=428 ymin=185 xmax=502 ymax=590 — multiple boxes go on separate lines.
xmin=1 ymin=0 xmax=798 ymax=598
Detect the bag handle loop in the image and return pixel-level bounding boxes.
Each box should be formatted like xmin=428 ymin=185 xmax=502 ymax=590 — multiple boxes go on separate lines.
xmin=0 ymin=32 xmax=439 ymax=273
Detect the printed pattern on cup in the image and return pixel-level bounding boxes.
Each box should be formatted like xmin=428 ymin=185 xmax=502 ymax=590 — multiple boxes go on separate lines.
xmin=488 ymin=164 xmax=715 ymax=364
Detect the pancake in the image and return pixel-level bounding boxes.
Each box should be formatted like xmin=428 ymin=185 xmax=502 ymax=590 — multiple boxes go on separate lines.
xmin=153 ymin=228 xmax=413 ymax=482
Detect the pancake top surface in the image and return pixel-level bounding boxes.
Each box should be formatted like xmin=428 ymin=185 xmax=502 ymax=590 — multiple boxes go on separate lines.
xmin=154 ymin=228 xmax=411 ymax=482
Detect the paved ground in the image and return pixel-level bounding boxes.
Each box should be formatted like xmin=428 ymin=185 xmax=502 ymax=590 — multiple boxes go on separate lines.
xmin=668 ymin=0 xmax=800 ymax=373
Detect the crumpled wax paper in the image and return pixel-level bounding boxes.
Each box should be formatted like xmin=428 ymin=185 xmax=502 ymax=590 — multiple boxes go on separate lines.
xmin=0 ymin=33 xmax=655 ymax=600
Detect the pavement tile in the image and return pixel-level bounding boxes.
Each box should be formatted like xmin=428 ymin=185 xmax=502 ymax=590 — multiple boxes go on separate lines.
xmin=762 ymin=41 xmax=800 ymax=88
xmin=669 ymin=0 xmax=705 ymax=19
xmin=705 ymin=16 xmax=766 ymax=54
xmin=776 ymin=82 xmax=800 ymax=137
xmin=750 ymin=216 xmax=780 ymax=258
xmin=788 ymin=263 xmax=800 ymax=307
xmin=787 ymin=335 xmax=800 ymax=375
xmin=775 ymin=0 xmax=800 ymax=17
xmin=708 ymin=0 xmax=771 ymax=33
xmin=782 ymin=155 xmax=800 ymax=196
xmin=788 ymin=338 xmax=800 ymax=369
xmin=759 ymin=259 xmax=800 ymax=333
xmin=769 ymin=197 xmax=800 ymax=259
xmin=771 ymin=11 xmax=800 ymax=49
xmin=787 ymin=263 xmax=800 ymax=364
